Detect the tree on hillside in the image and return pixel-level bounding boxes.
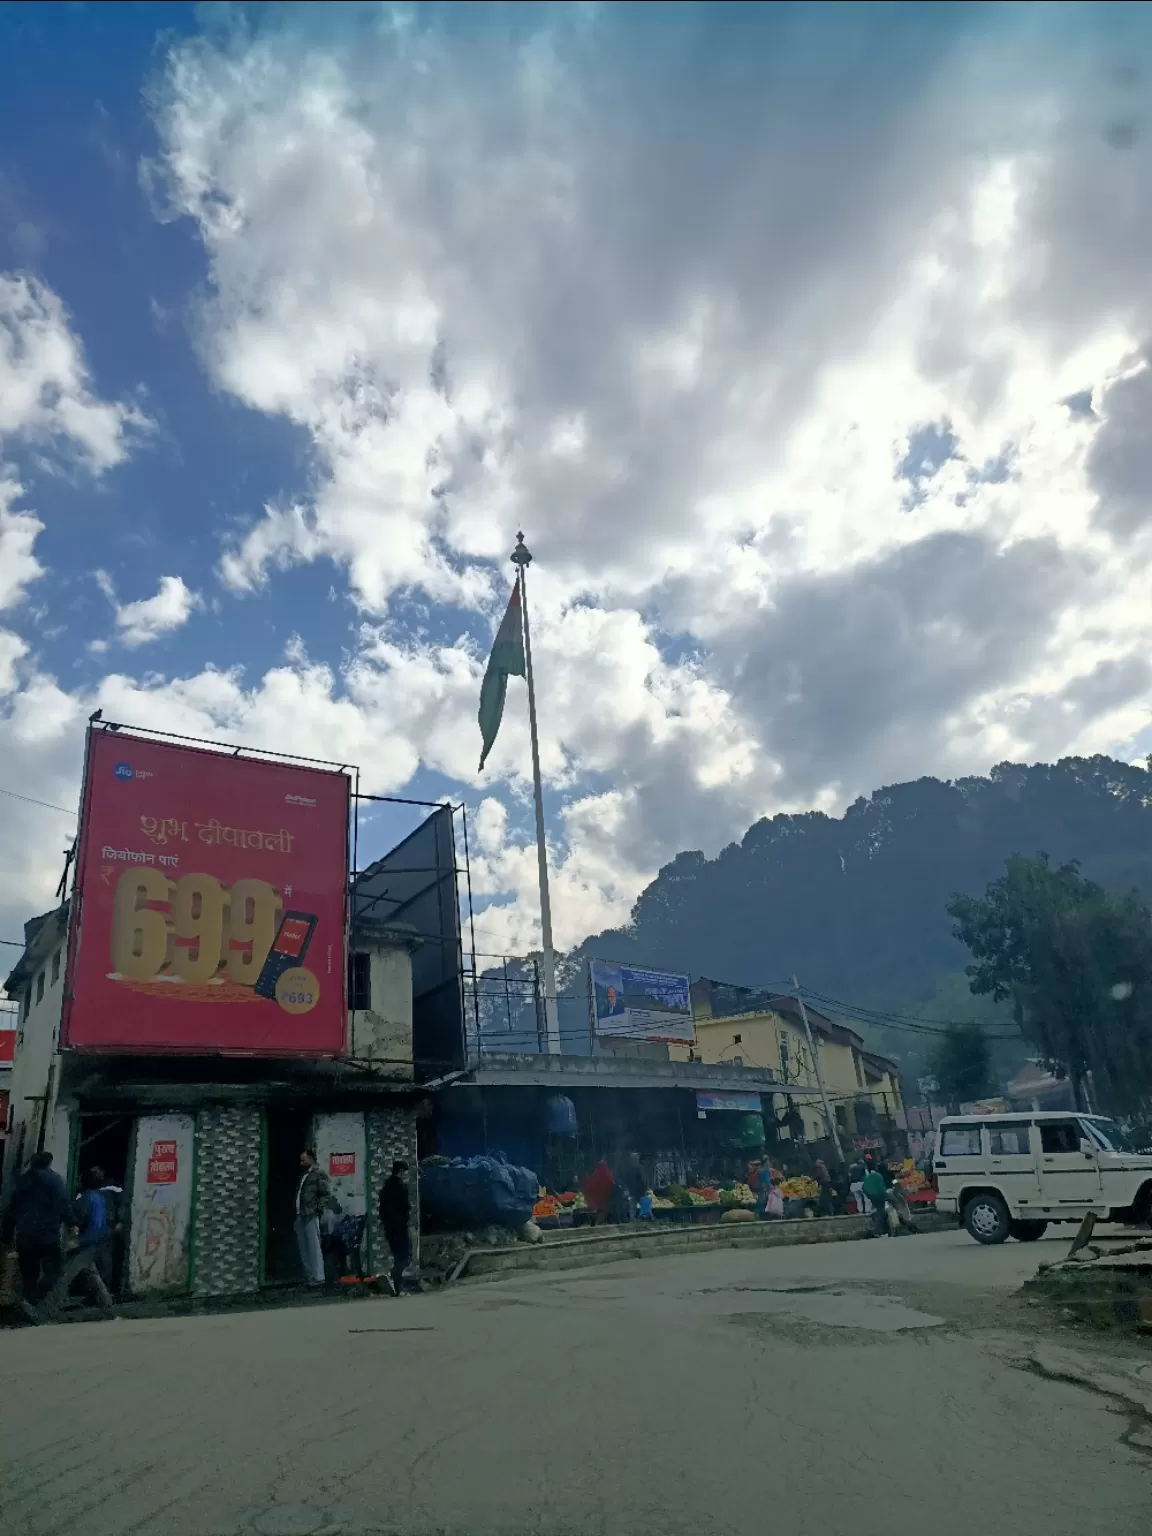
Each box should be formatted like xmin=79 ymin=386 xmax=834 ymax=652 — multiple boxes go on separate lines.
xmin=947 ymin=853 xmax=1152 ymax=1114
xmin=928 ymin=1024 xmax=992 ymax=1110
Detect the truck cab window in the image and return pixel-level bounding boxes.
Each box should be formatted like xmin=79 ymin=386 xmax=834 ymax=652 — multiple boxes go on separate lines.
xmin=1039 ymin=1122 xmax=1081 ymax=1155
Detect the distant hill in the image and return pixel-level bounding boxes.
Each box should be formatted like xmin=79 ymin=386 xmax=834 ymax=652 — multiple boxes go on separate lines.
xmin=569 ymin=756 xmax=1152 ymax=1084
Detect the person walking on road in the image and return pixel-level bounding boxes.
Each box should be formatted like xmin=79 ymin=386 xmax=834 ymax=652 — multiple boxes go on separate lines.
xmin=94 ymin=1165 xmax=127 ymax=1296
xmin=622 ymin=1150 xmax=647 ymax=1222
xmin=294 ymin=1148 xmax=329 ymax=1287
xmin=74 ymin=1168 xmax=112 ymax=1284
xmin=886 ymin=1177 xmax=916 ymax=1236
xmin=861 ymin=1162 xmax=889 ymax=1237
xmin=0 ymin=1151 xmax=76 ymax=1319
xmin=378 ymin=1160 xmax=412 ymax=1296
xmin=848 ymin=1156 xmax=867 ymax=1216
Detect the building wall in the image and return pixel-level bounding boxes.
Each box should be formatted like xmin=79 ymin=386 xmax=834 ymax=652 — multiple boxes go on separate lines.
xmin=682 ymin=1011 xmax=831 ymax=1140
xmin=679 ymin=1008 xmax=903 ymax=1149
xmin=350 ymin=944 xmax=415 ymax=1076
xmin=128 ymin=1112 xmax=196 ymax=1294
xmin=191 ymin=1106 xmax=263 ymax=1298
xmin=860 ymin=1061 xmax=905 ymax=1126
xmin=4 ymin=933 xmax=67 ymax=1173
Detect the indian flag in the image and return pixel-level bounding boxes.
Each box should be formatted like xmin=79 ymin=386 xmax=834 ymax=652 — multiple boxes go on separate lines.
xmin=478 ymin=582 xmax=526 ymax=770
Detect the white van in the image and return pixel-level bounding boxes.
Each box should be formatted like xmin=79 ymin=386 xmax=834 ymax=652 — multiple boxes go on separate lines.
xmin=934 ymin=1111 xmax=1152 ymax=1244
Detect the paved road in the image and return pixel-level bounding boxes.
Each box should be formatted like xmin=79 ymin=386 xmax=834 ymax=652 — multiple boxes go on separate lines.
xmin=1 ymin=1229 xmax=1149 ymax=1536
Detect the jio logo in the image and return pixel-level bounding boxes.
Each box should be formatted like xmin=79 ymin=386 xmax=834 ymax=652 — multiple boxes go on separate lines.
xmin=114 ymin=763 xmax=134 ymax=781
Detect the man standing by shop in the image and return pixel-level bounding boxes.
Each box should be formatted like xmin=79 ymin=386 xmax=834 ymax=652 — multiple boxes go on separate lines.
xmin=294 ymin=1148 xmax=329 ymax=1287
xmin=378 ymin=1160 xmax=412 ymax=1296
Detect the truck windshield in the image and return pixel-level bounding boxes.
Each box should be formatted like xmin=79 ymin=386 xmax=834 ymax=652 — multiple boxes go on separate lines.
xmin=1081 ymin=1119 xmax=1144 ymax=1153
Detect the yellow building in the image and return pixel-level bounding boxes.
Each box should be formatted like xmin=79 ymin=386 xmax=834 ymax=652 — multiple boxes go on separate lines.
xmin=671 ymin=981 xmax=904 ymax=1153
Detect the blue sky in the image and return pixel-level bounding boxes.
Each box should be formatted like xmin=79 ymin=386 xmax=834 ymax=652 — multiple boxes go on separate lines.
xmin=3 ymin=1 xmax=1152 ymax=957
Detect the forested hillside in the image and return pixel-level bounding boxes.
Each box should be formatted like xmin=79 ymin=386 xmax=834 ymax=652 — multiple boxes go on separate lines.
xmin=572 ymin=757 xmax=1152 ymax=1080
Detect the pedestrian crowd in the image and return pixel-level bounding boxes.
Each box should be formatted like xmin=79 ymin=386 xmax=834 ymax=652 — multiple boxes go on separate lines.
xmin=0 ymin=1152 xmax=121 ymax=1322
xmin=576 ymin=1147 xmax=920 ymax=1237
xmin=2 ymin=1142 xmax=417 ymax=1321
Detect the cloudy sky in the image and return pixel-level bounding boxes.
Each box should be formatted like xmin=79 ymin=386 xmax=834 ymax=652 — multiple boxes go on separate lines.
xmin=2 ymin=0 xmax=1152 ymax=964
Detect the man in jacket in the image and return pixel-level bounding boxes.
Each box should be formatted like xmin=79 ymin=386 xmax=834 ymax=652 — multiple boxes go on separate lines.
xmin=294 ymin=1148 xmax=330 ymax=1286
xmin=378 ymin=1160 xmax=412 ymax=1296
xmin=861 ymin=1163 xmax=889 ymax=1237
xmin=1 ymin=1151 xmax=75 ymax=1314
xmin=94 ymin=1165 xmax=126 ymax=1296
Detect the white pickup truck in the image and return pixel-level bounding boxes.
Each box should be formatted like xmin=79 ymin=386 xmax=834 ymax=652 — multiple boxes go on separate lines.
xmin=933 ymin=1110 xmax=1152 ymax=1244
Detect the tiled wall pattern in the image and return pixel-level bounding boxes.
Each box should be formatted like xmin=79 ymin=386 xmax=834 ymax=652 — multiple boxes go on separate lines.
xmin=192 ymin=1105 xmax=262 ymax=1297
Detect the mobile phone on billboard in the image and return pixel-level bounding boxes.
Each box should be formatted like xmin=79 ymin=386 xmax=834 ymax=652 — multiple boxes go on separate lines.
xmin=254 ymin=911 xmax=317 ymax=999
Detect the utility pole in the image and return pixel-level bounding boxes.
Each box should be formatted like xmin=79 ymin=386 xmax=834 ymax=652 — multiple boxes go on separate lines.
xmin=792 ymin=975 xmax=845 ymax=1163
xmin=511 ymin=534 xmax=561 ymax=1054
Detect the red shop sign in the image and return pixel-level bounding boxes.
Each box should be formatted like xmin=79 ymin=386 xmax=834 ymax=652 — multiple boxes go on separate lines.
xmin=147 ymin=1140 xmax=178 ymax=1184
xmin=329 ymin=1152 xmax=356 ymax=1178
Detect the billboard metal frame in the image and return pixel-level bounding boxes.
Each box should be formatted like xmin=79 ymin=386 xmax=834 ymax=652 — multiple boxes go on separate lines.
xmin=350 ymin=797 xmax=478 ymax=1075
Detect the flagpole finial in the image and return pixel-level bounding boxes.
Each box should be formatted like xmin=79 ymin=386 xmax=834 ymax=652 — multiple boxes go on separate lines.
xmin=511 ymin=531 xmax=532 ymax=568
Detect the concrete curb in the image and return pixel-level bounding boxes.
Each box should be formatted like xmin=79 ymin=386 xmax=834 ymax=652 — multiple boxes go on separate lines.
xmin=1027 ymin=1345 xmax=1152 ymax=1421
xmin=452 ymin=1209 xmax=957 ymax=1281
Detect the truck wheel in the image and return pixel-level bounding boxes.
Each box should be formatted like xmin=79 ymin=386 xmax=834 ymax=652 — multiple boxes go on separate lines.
xmin=964 ymin=1193 xmax=1010 ymax=1245
xmin=1009 ymin=1219 xmax=1048 ymax=1242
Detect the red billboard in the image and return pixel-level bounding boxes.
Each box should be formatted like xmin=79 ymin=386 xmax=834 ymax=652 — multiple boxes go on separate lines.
xmin=62 ymin=729 xmax=350 ymax=1055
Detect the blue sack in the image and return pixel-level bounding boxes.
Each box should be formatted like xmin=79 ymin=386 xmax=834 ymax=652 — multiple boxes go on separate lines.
xmin=420 ymin=1153 xmax=538 ymax=1231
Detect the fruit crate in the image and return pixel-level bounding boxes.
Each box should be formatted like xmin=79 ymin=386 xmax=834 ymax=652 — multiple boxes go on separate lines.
xmin=903 ymin=1187 xmax=936 ymax=1206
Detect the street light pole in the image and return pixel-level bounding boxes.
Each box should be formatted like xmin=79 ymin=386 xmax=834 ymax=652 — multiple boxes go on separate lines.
xmin=792 ymin=974 xmax=845 ymax=1163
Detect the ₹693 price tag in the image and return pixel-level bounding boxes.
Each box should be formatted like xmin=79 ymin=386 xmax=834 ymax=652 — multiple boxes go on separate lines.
xmin=274 ymin=967 xmax=320 ymax=1015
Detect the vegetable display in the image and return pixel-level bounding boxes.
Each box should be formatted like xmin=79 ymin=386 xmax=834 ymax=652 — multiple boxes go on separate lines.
xmin=778 ymin=1176 xmax=819 ymax=1200
xmin=719 ymin=1183 xmax=757 ymax=1208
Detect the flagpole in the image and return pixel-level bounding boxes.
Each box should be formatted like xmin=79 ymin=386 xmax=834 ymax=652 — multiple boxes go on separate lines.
xmin=511 ymin=532 xmax=562 ymax=1055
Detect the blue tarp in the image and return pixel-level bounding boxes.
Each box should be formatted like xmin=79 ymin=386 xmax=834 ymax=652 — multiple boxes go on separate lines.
xmin=420 ymin=1153 xmax=538 ymax=1232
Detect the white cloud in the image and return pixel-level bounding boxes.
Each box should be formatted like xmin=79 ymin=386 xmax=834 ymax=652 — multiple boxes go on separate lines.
xmin=108 ymin=574 xmax=202 ymax=648
xmin=5 ymin=11 xmax=1152 ymax=963
xmin=0 ymin=476 xmax=44 ymax=612
xmin=218 ymin=501 xmax=323 ymax=592
xmin=134 ymin=9 xmax=1152 ymax=951
xmin=0 ymin=629 xmax=27 ymax=696
xmin=0 ymin=273 xmax=149 ymax=470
